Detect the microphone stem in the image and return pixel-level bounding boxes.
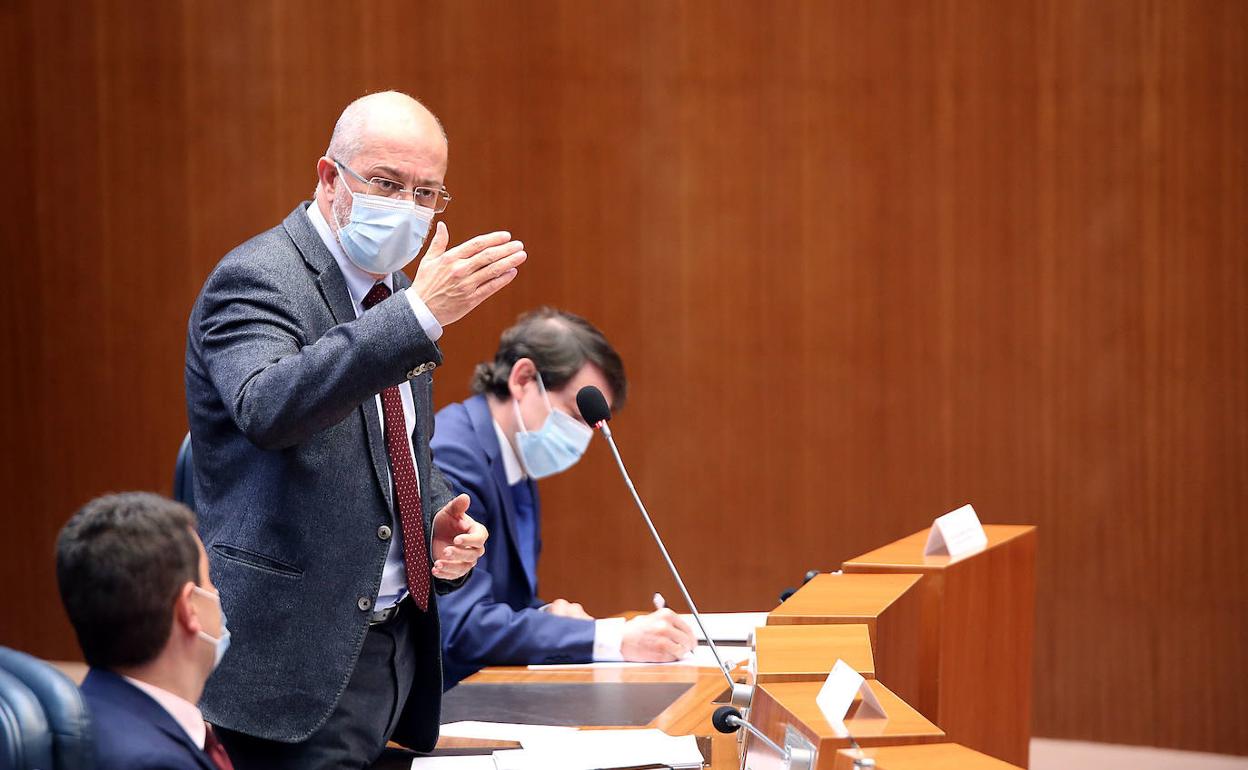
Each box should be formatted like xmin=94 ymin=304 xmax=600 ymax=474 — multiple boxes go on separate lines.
xmin=728 ymin=715 xmax=787 ymax=758
xmin=600 ymin=427 xmax=736 ymax=692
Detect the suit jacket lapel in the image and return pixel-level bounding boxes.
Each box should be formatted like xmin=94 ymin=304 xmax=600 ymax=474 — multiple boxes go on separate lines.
xmin=467 ymin=396 xmax=537 ymax=594
xmin=83 ymin=670 xmax=217 ymax=770
xmin=283 ymin=204 xmax=394 ymax=511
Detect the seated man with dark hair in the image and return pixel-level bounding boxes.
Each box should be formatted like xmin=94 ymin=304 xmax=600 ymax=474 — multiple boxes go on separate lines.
xmin=433 ymin=308 xmax=696 ymax=687
xmin=56 ymin=492 xmax=233 ymax=770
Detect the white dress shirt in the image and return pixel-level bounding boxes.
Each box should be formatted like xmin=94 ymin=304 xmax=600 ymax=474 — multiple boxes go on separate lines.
xmin=123 ymin=676 xmax=206 ymax=749
xmin=306 ymin=202 xmax=442 ymax=610
xmin=491 ymin=419 xmax=625 ymax=660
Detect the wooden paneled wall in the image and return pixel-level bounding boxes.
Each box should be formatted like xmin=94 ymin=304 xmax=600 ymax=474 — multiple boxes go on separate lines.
xmin=1 ymin=0 xmax=1244 ymax=755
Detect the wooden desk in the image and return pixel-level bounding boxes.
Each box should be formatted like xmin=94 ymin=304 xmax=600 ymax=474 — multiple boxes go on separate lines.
xmin=843 ymin=525 xmax=1036 ymax=767
xmin=746 ymin=680 xmax=944 ymax=768
xmin=753 ymin=623 xmax=875 ymax=684
xmin=767 ymin=573 xmax=923 ymax=709
xmin=449 ymin=662 xmax=743 ymax=768
xmin=832 ymin=742 xmax=1025 ymax=770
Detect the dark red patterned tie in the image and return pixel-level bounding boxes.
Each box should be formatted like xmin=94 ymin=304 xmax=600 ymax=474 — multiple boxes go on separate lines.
xmin=203 ymin=724 xmax=235 ymax=770
xmin=362 ymin=282 xmax=431 ymax=610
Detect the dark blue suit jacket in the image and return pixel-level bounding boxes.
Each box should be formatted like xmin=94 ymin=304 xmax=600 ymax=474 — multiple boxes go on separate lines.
xmin=432 ymin=395 xmax=595 ymax=687
xmin=80 ymin=669 xmax=216 ymax=770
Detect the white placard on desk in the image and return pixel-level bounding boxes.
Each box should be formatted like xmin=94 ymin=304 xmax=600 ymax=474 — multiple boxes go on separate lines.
xmin=815 ymin=659 xmax=886 ymax=727
xmin=923 ymin=503 xmax=989 ymax=558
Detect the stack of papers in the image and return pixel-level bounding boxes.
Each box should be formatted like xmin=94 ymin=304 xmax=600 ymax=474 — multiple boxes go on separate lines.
xmin=679 ymin=612 xmax=770 ymax=643
xmin=438 ymin=720 xmax=577 ymax=745
xmin=413 ymin=725 xmax=702 ymax=770
xmin=493 ymin=728 xmax=703 ymax=770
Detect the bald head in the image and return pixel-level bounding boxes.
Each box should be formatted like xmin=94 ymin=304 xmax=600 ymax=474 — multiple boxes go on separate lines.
xmin=326 ymin=91 xmax=447 ymax=166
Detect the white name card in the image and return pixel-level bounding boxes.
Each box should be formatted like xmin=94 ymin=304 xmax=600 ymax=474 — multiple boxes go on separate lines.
xmin=815 ymin=659 xmax=887 ymax=729
xmin=924 ymin=503 xmax=989 ymax=558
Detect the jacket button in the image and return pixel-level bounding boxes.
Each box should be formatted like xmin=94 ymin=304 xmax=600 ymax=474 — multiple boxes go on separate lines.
xmin=378 ymin=525 xmax=392 ymax=541
xmin=358 ymin=597 xmax=372 ymax=612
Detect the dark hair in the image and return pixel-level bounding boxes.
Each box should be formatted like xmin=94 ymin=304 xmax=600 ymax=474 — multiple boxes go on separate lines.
xmin=55 ymin=492 xmax=201 ymax=669
xmin=471 ymin=307 xmax=628 ymax=409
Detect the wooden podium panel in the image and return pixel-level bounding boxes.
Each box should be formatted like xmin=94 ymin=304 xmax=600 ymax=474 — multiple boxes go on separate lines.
xmin=766 ymin=573 xmax=923 ymax=711
xmin=842 ymin=525 xmax=1036 ymax=768
xmin=753 ymin=623 xmax=875 ymax=684
xmin=832 ymin=742 xmax=1025 ymax=770
xmin=746 ymin=680 xmax=944 ymax=769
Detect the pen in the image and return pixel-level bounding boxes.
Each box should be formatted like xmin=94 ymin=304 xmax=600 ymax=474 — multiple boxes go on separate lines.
xmin=653 ymin=592 xmax=666 ymax=610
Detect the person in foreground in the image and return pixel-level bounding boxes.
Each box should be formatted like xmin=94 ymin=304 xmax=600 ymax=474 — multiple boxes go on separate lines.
xmin=56 ymin=492 xmax=234 ymax=770
xmin=185 ymin=91 xmax=520 ymax=768
xmin=433 ymin=308 xmax=696 ymax=687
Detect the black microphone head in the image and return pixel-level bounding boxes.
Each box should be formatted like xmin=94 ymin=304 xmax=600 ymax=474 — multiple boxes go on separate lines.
xmin=778 ymin=587 xmax=797 ymax=603
xmin=576 ymin=386 xmax=612 ymax=426
xmin=712 ymin=705 xmax=742 ymax=734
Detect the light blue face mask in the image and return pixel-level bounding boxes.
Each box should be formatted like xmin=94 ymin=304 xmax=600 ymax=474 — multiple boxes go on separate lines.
xmin=334 ymin=165 xmax=434 ymax=275
xmin=192 ymin=586 xmax=231 ymax=670
xmin=513 ymin=374 xmax=593 ymax=480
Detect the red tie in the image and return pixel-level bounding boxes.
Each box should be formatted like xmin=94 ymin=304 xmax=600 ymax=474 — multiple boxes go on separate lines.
xmin=362 ymin=282 xmax=431 ymax=610
xmin=203 ymin=724 xmax=235 ymax=770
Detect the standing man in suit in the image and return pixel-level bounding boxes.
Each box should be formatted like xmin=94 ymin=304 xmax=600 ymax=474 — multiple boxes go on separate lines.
xmin=185 ymin=91 xmax=523 ymax=768
xmin=432 ymin=308 xmax=696 ymax=687
xmin=56 ymin=492 xmax=235 ymax=770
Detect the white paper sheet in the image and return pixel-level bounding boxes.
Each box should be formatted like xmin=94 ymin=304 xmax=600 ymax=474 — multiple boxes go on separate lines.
xmin=679 ymin=611 xmax=771 ymax=643
xmin=409 ymin=756 xmax=497 ymax=770
xmin=815 ymin=659 xmax=886 ymax=733
xmin=526 ymin=644 xmax=751 ymax=671
xmin=491 ymin=728 xmax=703 ymax=770
xmin=437 ymin=720 xmax=577 ymax=747
xmin=924 ymin=503 xmax=988 ymax=558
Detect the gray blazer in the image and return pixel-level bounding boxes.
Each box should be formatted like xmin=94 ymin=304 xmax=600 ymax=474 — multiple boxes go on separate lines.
xmin=185 ymin=203 xmax=460 ymax=748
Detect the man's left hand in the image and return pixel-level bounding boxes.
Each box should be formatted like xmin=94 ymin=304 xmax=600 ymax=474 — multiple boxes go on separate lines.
xmin=431 ymin=494 xmax=487 ymax=580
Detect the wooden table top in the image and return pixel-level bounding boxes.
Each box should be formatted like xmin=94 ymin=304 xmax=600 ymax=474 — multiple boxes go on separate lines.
xmin=843 ymin=524 xmax=1035 ymax=572
xmin=832 ymin=741 xmax=1025 ymax=769
xmin=754 ymin=623 xmax=875 ymax=681
xmin=454 ymin=660 xmax=744 ymax=768
xmin=768 ymin=572 xmax=922 ymax=622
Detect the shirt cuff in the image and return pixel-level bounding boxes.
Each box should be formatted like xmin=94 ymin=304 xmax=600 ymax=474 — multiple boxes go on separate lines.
xmin=592 ymin=617 xmax=626 ymax=662
xmin=401 ymin=288 xmax=443 ymax=342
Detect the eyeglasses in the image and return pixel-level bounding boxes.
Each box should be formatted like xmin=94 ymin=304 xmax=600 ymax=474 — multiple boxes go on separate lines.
xmin=333 ymin=158 xmax=452 ymax=213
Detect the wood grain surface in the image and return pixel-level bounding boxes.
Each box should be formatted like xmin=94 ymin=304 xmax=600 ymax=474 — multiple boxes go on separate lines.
xmin=845 ymin=526 xmax=1037 ymax=766
xmin=1 ymin=0 xmax=1244 ymax=756
xmin=748 ymin=679 xmax=945 ymax=764
xmin=832 ymin=742 xmax=1025 ymax=770
xmin=768 ymin=573 xmax=924 ymax=715
xmin=754 ymin=624 xmax=875 ymax=684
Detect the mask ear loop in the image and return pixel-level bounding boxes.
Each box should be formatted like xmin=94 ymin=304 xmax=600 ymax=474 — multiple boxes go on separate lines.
xmin=191 ymin=585 xmax=225 ymax=643
xmin=534 ymin=371 xmax=555 ymax=414
xmin=330 ymin=164 xmax=354 ymax=242
xmin=512 ymin=368 xmax=555 ymax=439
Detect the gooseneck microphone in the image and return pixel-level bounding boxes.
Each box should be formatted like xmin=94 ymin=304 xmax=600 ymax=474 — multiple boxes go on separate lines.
xmin=576 ymin=386 xmax=752 ymax=707
xmin=712 ymin=706 xmax=817 ymax=770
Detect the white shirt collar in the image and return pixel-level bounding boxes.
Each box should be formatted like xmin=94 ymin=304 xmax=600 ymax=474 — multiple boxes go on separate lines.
xmin=305 ymin=201 xmax=392 ymax=315
xmin=493 ymin=418 xmax=526 ymax=486
xmin=122 ymin=675 xmax=206 ymax=749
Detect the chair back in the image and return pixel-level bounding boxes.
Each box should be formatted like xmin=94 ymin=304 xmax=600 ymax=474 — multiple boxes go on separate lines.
xmin=0 ymin=647 xmax=94 ymax=770
xmin=0 ymin=666 xmax=56 ymax=770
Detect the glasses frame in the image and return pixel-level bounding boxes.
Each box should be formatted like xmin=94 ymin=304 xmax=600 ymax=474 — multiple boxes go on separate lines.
xmin=332 ymin=158 xmax=452 ymax=213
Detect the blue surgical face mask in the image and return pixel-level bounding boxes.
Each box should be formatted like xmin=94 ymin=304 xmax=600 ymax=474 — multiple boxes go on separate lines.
xmin=192 ymin=586 xmax=231 ymax=670
xmin=334 ymin=168 xmax=434 ymax=275
xmin=513 ymin=373 xmax=593 ymax=480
